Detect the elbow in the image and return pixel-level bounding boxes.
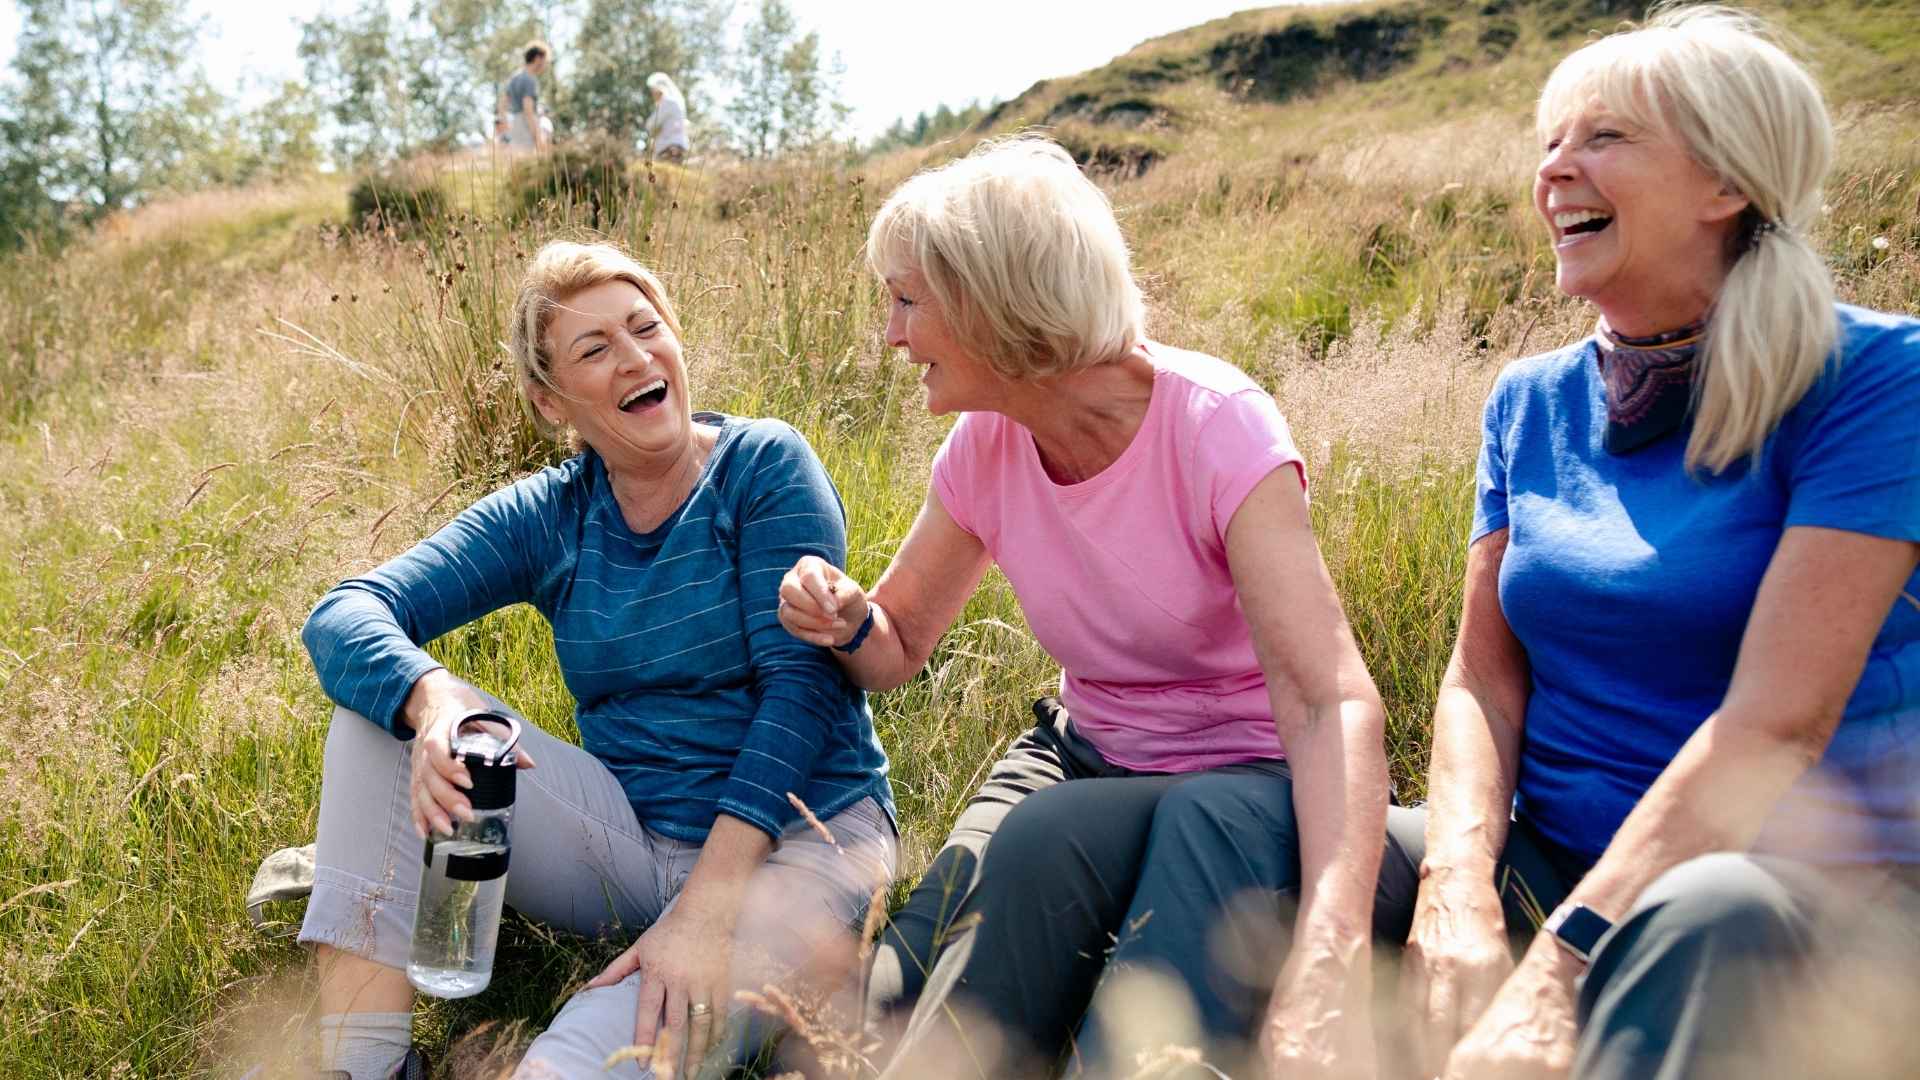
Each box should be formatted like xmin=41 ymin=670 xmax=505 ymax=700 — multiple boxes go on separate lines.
xmin=299 ymin=593 xmax=336 ymax=666
xmin=1281 ymin=692 xmax=1386 ymax=760
xmin=1720 ymin=681 xmax=1843 ymax=770
xmin=857 ymin=656 xmax=923 ymax=694
xmin=1752 ymin=705 xmax=1842 ymax=772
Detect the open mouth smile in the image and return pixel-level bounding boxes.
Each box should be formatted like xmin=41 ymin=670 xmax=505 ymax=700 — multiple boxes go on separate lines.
xmin=619 ymin=378 xmax=669 ymax=412
xmin=1554 ymin=208 xmax=1614 ymax=245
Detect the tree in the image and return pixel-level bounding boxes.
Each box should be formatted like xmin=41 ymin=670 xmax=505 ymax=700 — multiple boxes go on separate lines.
xmin=296 ymin=1 xmax=406 ymax=166
xmin=236 ymin=81 xmax=327 ymax=182
xmin=166 ymin=80 xmax=327 ymax=189
xmin=297 ymin=0 xmax=511 ymax=168
xmin=0 ymin=5 xmax=78 ymax=247
xmin=869 ymin=99 xmax=991 ymax=155
xmin=726 ymin=0 xmax=846 ymax=158
xmin=0 ymin=0 xmax=208 ymax=232
xmin=563 ymin=0 xmax=727 ymax=145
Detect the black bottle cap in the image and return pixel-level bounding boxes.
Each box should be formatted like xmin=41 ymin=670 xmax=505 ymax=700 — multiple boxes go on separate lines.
xmin=453 ymin=710 xmax=519 ymax=811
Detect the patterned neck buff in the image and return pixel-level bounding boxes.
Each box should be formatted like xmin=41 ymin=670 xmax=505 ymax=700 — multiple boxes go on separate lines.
xmin=1595 ymin=317 xmax=1707 ymax=454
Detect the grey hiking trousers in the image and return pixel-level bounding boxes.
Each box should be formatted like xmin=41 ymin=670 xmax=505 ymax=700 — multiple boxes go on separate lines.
xmin=298 ymin=705 xmax=897 ymax=1078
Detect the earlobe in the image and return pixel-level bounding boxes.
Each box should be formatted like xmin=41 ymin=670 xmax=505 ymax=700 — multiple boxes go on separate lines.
xmin=528 ymin=383 xmax=566 ymax=427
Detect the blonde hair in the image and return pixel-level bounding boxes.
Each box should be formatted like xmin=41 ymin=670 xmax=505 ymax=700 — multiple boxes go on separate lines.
xmin=866 ymin=134 xmax=1145 ymax=381
xmin=1538 ymin=4 xmax=1837 ymax=473
xmin=645 ymin=72 xmax=684 ymax=105
xmin=507 ymin=240 xmax=684 ymax=442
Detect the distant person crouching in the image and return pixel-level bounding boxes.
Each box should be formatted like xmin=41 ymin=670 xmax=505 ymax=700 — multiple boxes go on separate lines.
xmin=646 ymin=73 xmax=690 ymax=163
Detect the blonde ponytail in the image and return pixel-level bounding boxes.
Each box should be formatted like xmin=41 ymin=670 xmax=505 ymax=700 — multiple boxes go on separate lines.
xmin=1691 ymin=218 xmax=1836 ymax=473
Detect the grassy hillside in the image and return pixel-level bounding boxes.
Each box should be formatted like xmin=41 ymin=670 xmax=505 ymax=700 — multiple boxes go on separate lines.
xmin=0 ymin=1 xmax=1915 ymax=1076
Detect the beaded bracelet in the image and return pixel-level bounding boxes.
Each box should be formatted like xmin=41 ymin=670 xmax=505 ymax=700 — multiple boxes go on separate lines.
xmin=834 ymin=606 xmax=877 ymax=654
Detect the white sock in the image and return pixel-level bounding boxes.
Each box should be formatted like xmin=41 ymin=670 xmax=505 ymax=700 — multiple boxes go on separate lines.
xmin=316 ymin=1011 xmax=412 ymax=1080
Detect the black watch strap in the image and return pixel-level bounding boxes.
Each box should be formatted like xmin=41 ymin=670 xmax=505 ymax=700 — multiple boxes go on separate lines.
xmin=1543 ymin=902 xmax=1613 ymax=964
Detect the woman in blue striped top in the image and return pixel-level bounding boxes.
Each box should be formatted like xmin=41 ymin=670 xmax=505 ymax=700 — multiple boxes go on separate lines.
xmin=294 ymin=241 xmax=896 ymax=1080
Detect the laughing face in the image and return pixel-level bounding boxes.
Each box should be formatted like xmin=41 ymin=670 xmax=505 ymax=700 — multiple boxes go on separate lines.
xmin=1534 ymin=97 xmax=1749 ymax=334
xmin=532 ymin=278 xmax=691 ymax=464
xmin=883 ymin=265 xmax=1007 ymax=416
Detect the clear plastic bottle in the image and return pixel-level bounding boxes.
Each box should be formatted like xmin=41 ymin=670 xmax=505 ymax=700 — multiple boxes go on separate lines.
xmin=406 ymin=712 xmax=519 ymax=999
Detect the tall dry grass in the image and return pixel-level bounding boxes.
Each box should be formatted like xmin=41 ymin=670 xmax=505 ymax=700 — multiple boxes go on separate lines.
xmin=0 ymin=56 xmax=1915 ymax=1077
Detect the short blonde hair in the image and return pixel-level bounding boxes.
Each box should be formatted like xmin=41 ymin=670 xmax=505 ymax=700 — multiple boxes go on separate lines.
xmin=1538 ymin=4 xmax=1837 ymax=473
xmin=867 ymin=135 xmax=1145 ymax=381
xmin=507 ymin=240 xmax=683 ymax=442
xmin=645 ymin=72 xmax=684 ymax=104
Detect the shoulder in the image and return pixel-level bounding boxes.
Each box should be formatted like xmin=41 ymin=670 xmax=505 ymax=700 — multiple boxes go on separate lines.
xmin=1495 ymin=337 xmax=1592 ymax=395
xmin=930 ymin=412 xmax=1018 ymax=504
xmin=937 ymin=409 xmax=1012 ymax=457
xmin=1788 ymin=304 xmax=1920 ymax=423
xmin=712 ymin=413 xmax=817 ymax=462
xmin=482 ymin=452 xmax=592 ymax=511
xmin=1484 ymin=337 xmax=1594 ymax=420
xmin=1833 ymin=303 xmax=1920 ymax=373
xmin=1141 ymin=342 xmax=1284 ymax=436
xmin=706 ymin=414 xmax=835 ymax=491
xmin=1143 ymin=341 xmax=1266 ymax=401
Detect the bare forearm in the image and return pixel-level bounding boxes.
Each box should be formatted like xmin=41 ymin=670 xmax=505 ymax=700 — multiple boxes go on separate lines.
xmin=829 ymin=601 xmax=924 ymax=692
xmin=1421 ymin=677 xmax=1524 ymax=879
xmin=680 ymin=814 xmax=775 ymax=916
xmin=1285 ymin=694 xmax=1391 ymax=949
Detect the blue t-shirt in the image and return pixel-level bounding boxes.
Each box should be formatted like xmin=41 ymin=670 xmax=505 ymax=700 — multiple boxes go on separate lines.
xmin=504 ymin=70 xmax=538 ymax=115
xmin=303 ymin=414 xmax=893 ymax=843
xmin=1476 ymin=305 xmax=1920 ymax=864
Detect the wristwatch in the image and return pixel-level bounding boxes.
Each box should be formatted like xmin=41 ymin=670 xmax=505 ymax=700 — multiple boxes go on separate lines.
xmin=1542 ymin=901 xmax=1613 ymax=965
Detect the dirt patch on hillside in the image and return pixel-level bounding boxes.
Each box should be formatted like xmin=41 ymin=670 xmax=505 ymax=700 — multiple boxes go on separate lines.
xmin=1210 ymin=8 xmax=1448 ymax=102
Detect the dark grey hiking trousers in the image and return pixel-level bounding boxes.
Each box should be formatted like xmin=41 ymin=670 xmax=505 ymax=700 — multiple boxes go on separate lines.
xmin=1381 ymin=808 xmax=1920 ymax=1080
xmin=875 ymin=702 xmax=1920 ymax=1079
xmin=871 ymin=699 xmax=1309 ymax=1078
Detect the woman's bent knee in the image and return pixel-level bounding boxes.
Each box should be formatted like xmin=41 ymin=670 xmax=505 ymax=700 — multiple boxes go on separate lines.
xmin=1626 ymin=853 xmax=1806 ymax=948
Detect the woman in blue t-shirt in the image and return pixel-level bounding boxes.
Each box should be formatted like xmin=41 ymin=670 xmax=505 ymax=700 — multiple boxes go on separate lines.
xmin=1388 ymin=7 xmax=1920 ymax=1079
xmin=289 ymin=241 xmax=896 ymax=1080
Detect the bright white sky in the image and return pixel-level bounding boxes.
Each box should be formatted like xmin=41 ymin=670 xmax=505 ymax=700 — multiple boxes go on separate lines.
xmin=0 ymin=1 xmax=1302 ymax=141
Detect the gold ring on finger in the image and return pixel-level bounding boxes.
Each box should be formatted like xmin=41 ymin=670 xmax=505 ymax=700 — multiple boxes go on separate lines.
xmin=689 ymin=1001 xmax=713 ymax=1017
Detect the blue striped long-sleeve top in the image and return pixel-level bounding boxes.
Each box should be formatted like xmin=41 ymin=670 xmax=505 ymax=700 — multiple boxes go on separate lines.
xmin=301 ymin=413 xmax=894 ymax=843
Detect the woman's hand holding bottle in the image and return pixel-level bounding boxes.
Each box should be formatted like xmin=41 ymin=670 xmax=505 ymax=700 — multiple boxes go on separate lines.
xmin=400 ymin=668 xmax=536 ymax=838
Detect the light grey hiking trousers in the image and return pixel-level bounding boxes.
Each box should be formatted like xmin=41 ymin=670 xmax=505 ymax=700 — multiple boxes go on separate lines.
xmin=299 ymin=705 xmax=897 ymax=1078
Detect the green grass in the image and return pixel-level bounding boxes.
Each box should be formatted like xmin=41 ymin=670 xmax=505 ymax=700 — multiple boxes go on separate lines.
xmin=1 ymin=0 xmax=1917 ymax=1074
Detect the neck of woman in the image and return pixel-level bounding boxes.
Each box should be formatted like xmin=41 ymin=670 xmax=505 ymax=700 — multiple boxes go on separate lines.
xmin=1597 ymin=267 xmax=1726 ymax=339
xmin=604 ymin=425 xmax=716 ymax=533
xmin=1004 ymin=347 xmax=1157 ymax=486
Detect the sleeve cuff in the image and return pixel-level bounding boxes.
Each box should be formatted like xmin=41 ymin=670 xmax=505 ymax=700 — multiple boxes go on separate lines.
xmin=374 ymin=658 xmax=448 ymax=740
xmin=715 ymin=794 xmax=787 ymax=842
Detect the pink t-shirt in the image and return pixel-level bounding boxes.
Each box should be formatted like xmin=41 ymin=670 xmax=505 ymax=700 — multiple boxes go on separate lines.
xmin=931 ymin=343 xmax=1308 ymax=772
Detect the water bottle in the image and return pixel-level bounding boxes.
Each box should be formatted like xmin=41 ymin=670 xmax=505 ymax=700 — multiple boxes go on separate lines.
xmin=407 ymin=710 xmax=520 ymax=998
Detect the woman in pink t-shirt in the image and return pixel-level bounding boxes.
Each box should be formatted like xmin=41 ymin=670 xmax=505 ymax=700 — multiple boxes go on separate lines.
xmin=778 ymin=136 xmax=1391 ymax=1079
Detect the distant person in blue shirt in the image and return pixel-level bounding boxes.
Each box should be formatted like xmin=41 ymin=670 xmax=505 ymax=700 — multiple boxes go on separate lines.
xmin=294 ymin=240 xmax=896 ymax=1080
xmin=1385 ymin=8 xmax=1920 ymax=1080
xmin=498 ymin=41 xmax=551 ymax=153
